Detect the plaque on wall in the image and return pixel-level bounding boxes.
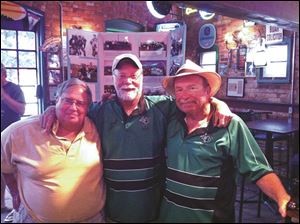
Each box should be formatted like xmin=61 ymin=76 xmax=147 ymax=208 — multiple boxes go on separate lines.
xmin=198 ymin=23 xmax=216 ymax=49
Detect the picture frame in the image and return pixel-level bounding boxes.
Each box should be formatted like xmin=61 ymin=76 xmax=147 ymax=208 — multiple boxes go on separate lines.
xmin=237 ymin=45 xmax=247 ymax=70
xmin=70 ymin=58 xmax=98 ymax=82
xmin=245 ymin=61 xmax=256 ymax=77
xmin=68 ymin=29 xmax=99 ymax=58
xmin=48 ymin=69 xmax=63 ymax=85
xmin=256 ymin=37 xmax=292 ymax=84
xmin=226 ymin=77 xmax=245 ymax=97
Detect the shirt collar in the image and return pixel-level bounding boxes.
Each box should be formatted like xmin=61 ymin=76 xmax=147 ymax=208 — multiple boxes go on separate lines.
xmin=51 ymin=117 xmax=92 ymax=140
xmin=116 ymin=94 xmax=147 ymax=117
xmin=177 ymin=104 xmax=217 ymax=136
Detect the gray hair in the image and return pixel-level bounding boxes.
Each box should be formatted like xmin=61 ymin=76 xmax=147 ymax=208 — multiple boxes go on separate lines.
xmin=56 ymin=78 xmax=92 ymax=105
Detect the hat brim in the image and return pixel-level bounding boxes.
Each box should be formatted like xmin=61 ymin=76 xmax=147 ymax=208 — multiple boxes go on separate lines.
xmin=162 ymin=71 xmax=221 ymax=97
xmin=112 ymin=53 xmax=142 ymax=71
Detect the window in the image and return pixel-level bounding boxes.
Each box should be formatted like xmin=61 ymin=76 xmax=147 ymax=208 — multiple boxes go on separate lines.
xmin=1 ymin=3 xmax=44 ymax=116
xmin=199 ymin=45 xmax=218 ymax=72
xmin=256 ymin=37 xmax=292 ymax=83
xmin=1 ymin=29 xmax=39 ymax=116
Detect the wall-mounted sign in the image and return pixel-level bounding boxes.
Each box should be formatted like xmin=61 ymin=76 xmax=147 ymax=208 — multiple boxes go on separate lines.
xmin=265 ymin=25 xmax=283 ymax=44
xmin=198 ymin=23 xmax=216 ymax=49
xmin=156 ymin=22 xmax=181 ymax=31
xmin=1 ymin=1 xmax=26 ymax=20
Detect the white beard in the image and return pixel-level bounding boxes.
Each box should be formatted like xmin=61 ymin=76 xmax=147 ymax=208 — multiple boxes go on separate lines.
xmin=113 ymin=76 xmax=143 ymax=102
xmin=117 ymin=88 xmax=139 ymax=101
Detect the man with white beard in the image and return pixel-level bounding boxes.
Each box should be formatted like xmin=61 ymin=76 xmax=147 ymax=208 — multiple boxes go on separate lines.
xmin=42 ymin=53 xmax=233 ymax=222
xmin=89 ymin=53 xmax=235 ymax=222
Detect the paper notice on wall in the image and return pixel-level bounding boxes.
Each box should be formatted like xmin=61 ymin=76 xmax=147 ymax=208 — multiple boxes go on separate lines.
xmin=265 ymin=25 xmax=283 ymax=44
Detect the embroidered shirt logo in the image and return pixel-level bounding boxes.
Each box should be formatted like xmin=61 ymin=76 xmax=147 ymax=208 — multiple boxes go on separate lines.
xmin=139 ymin=116 xmax=150 ymax=129
xmin=199 ymin=133 xmax=213 ymax=143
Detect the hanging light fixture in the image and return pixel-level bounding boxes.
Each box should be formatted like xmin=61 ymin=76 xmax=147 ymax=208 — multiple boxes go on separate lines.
xmin=185 ymin=7 xmax=198 ymax=15
xmin=199 ymin=10 xmax=215 ymax=20
xmin=146 ymin=1 xmax=171 ymax=19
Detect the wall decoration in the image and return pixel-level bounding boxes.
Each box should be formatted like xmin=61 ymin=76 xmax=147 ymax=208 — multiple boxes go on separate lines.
xmin=257 ymin=37 xmax=292 ymax=84
xmin=218 ymin=64 xmax=228 ymax=76
xmin=141 ymin=60 xmax=166 ymax=76
xmin=104 ymin=85 xmax=116 ymax=94
xmin=226 ymin=77 xmax=245 ymax=97
xmin=67 ymin=29 xmax=185 ymax=99
xmin=1 ymin=1 xmax=26 ymax=20
xmin=68 ymin=29 xmax=99 ymax=58
xmin=155 ymin=22 xmax=186 ymax=77
xmin=48 ymin=70 xmax=63 ymax=85
xmin=237 ymin=45 xmax=247 ymax=70
xmin=98 ymin=32 xmax=171 ymax=97
xmin=104 ymin=60 xmax=113 ymax=76
xmin=245 ymin=62 xmax=256 ymax=77
xmin=70 ymin=57 xmax=97 ymax=82
xmin=198 ymin=23 xmax=216 ymax=49
xmin=47 ymin=52 xmax=61 ymax=68
xmin=139 ymin=39 xmax=167 ymax=58
xmin=265 ymin=25 xmax=283 ymax=44
xmin=169 ymin=59 xmax=181 ymax=76
xmin=104 ymin=39 xmax=132 ymax=51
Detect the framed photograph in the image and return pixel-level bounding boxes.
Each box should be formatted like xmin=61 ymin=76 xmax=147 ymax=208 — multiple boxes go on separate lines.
xmin=68 ymin=29 xmax=99 ymax=58
xmin=237 ymin=45 xmax=247 ymax=70
xmin=227 ymin=77 xmax=245 ymax=97
xmin=139 ymin=34 xmax=168 ymax=59
xmin=141 ymin=60 xmax=166 ymax=76
xmin=245 ymin=62 xmax=256 ymax=77
xmin=48 ymin=69 xmax=63 ymax=85
xmin=70 ymin=58 xmax=98 ymax=82
xmin=47 ymin=52 xmax=60 ymax=68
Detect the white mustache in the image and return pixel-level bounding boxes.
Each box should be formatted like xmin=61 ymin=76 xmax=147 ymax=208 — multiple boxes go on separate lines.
xmin=119 ymin=85 xmax=137 ymax=90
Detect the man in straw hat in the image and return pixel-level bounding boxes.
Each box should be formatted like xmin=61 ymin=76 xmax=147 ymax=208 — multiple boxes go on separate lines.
xmin=41 ymin=54 xmax=234 ymax=222
xmin=159 ymin=59 xmax=291 ymax=222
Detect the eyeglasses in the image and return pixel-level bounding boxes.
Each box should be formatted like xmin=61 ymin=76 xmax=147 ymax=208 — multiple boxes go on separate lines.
xmin=114 ymin=71 xmax=142 ymax=81
xmin=60 ymin=97 xmax=88 ymax=108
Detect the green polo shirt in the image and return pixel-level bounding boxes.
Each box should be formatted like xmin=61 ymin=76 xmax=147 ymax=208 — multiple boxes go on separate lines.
xmin=88 ymin=95 xmax=176 ymax=222
xmin=159 ymin=110 xmax=273 ymax=223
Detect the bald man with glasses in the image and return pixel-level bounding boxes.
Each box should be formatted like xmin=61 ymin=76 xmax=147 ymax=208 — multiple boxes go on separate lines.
xmin=1 ymin=78 xmax=106 ymax=223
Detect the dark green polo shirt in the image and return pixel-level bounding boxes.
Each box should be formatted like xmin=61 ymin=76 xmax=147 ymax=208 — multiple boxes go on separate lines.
xmin=159 ymin=111 xmax=273 ymax=223
xmin=88 ymin=95 xmax=176 ymax=222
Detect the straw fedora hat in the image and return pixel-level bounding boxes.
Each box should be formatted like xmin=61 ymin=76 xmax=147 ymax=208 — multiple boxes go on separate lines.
xmin=162 ymin=59 xmax=221 ymax=97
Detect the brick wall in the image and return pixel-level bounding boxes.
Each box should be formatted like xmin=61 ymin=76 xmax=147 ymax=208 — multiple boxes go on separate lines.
xmin=184 ymin=14 xmax=299 ymax=117
xmin=17 ymin=1 xmax=299 ymax=116
xmin=18 ymin=1 xmax=177 ymax=39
